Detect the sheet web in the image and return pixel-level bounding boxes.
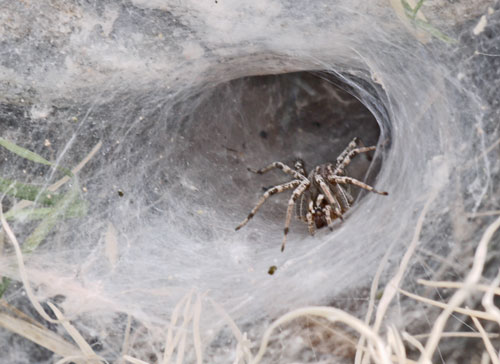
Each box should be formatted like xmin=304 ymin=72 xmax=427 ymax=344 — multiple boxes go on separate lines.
xmin=0 ymin=1 xmax=499 ymax=363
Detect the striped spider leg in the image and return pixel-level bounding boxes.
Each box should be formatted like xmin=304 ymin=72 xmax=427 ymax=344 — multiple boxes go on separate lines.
xmin=333 ymin=137 xmax=377 ymax=175
xmin=281 ymin=179 xmax=310 ymax=251
xmin=327 ymin=175 xmax=388 ymax=196
xmin=235 ymin=179 xmax=302 ymax=231
xmin=328 ymin=138 xmax=388 ymax=196
xmin=236 ymin=160 xmax=308 ymax=231
xmin=236 ymin=159 xmax=312 ymax=252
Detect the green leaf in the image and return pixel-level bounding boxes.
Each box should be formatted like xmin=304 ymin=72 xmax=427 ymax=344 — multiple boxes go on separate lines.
xmin=23 ymin=179 xmax=82 ymax=254
xmin=0 ymin=137 xmax=53 ymax=166
xmin=5 ymin=207 xmax=54 ymax=221
xmin=0 ymin=176 xmax=63 ymax=206
xmin=414 ymin=18 xmax=458 ymax=44
xmin=399 ymin=0 xmax=457 ymax=44
xmin=400 ymin=0 xmax=413 ymax=14
xmin=401 ymin=0 xmax=425 ymax=19
xmin=411 ymin=0 xmax=425 ymax=19
xmin=0 ymin=277 xmax=10 ymax=298
xmin=5 ymin=202 xmax=88 ymax=221
xmin=0 ymin=138 xmax=73 ymax=177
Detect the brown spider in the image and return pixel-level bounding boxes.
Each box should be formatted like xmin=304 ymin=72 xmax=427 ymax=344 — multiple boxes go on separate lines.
xmin=235 ymin=137 xmax=388 ymax=251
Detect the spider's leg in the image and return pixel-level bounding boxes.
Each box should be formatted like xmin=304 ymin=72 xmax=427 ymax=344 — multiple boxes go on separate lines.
xmin=330 ymin=176 xmax=388 ymax=195
xmin=306 ymin=211 xmax=315 ymax=235
xmin=334 ymin=137 xmax=361 ymax=167
xmin=323 ymin=205 xmax=334 ymax=230
xmin=345 ymin=188 xmax=355 ymax=204
xmin=248 ymin=162 xmax=306 ymax=180
xmin=235 ymin=180 xmax=301 ymax=231
xmin=330 ymin=183 xmax=351 ymax=212
xmin=315 ymin=193 xmax=324 ymax=206
xmin=326 ymin=164 xmax=354 ymax=205
xmin=314 ymin=175 xmax=342 ymax=217
xmin=281 ymin=181 xmax=310 ymax=251
xmin=334 ymin=146 xmax=377 ymax=174
xmin=295 ymin=193 xmax=309 ymax=222
xmin=314 ymin=193 xmax=341 ymax=222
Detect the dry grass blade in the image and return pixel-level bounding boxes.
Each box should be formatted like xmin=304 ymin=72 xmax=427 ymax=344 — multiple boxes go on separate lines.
xmin=467 ymin=210 xmax=500 ymax=218
xmin=120 ymin=315 xmax=133 ymax=364
xmin=47 ymin=302 xmax=105 ymax=362
xmin=0 ymin=202 xmax=58 ymax=323
xmin=387 ymin=325 xmax=406 ymax=363
xmin=399 ymin=288 xmax=495 ymax=322
xmin=413 ymin=332 xmax=499 ymax=340
xmin=192 ymin=294 xmax=203 ymax=364
xmin=49 ymin=141 xmax=102 ymax=191
xmin=250 ymin=306 xmax=392 ymax=364
xmin=0 ymin=312 xmax=78 ymax=357
xmin=402 ymin=332 xmax=425 ymax=355
xmin=373 ymin=189 xmax=438 ymax=333
xmin=0 ymin=300 xmax=45 ymax=329
xmin=357 ymin=244 xmax=393 ymax=364
xmin=482 ymin=270 xmax=500 ymax=328
xmin=420 ymin=215 xmax=500 ymax=363
xmin=54 ymin=355 xmax=104 ymax=364
xmin=162 ymin=291 xmax=194 ymax=364
xmin=470 ymin=313 xmax=500 ymax=364
xmin=208 ymin=297 xmax=252 ymax=363
xmin=418 ymin=279 xmax=500 ymax=295
xmin=45 ymin=304 xmax=87 ymax=355
xmin=123 ymin=355 xmax=151 ymax=364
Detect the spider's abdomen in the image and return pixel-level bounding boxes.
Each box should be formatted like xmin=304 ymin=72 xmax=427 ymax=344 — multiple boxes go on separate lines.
xmin=314 ymin=214 xmax=328 ymax=229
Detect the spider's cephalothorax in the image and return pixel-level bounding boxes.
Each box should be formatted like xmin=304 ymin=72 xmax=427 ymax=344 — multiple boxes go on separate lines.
xmin=235 ymin=137 xmax=388 ymax=251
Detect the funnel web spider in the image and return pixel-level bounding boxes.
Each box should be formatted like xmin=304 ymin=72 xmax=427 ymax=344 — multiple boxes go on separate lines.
xmin=235 ymin=137 xmax=388 ymax=251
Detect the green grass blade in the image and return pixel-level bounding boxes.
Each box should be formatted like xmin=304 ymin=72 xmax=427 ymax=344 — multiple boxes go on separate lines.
xmin=0 ymin=138 xmax=74 ymax=177
xmin=399 ymin=0 xmax=457 ymax=44
xmin=400 ymin=0 xmax=425 ymax=19
xmin=415 ymin=18 xmax=458 ymax=44
xmin=411 ymin=0 xmax=425 ymax=19
xmin=23 ymin=179 xmax=82 ymax=254
xmin=400 ymin=0 xmax=413 ymax=14
xmin=0 ymin=176 xmax=63 ymax=206
xmin=0 ymin=137 xmax=53 ymax=166
xmin=0 ymin=277 xmax=10 ymax=298
xmin=5 ymin=202 xmax=88 ymax=221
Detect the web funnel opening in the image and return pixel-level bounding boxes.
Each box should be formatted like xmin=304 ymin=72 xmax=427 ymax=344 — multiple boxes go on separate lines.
xmin=169 ymin=71 xmax=386 ymax=241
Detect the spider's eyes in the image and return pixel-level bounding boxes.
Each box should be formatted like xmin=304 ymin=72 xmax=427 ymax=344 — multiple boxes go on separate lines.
xmin=294 ymin=159 xmax=305 ymax=168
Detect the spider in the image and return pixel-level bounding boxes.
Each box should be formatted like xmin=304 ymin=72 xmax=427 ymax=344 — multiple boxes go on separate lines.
xmin=235 ymin=137 xmax=388 ymax=251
